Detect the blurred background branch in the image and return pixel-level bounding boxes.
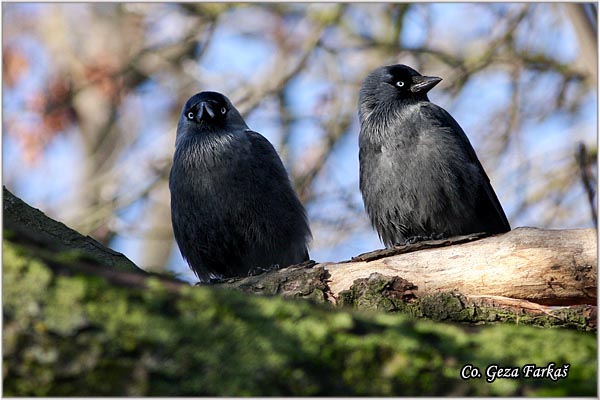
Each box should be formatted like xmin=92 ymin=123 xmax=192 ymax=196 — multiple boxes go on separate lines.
xmin=3 ymin=3 xmax=597 ymax=281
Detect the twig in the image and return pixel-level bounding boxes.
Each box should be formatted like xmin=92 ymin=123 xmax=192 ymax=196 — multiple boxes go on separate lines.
xmin=576 ymin=142 xmax=597 ymax=228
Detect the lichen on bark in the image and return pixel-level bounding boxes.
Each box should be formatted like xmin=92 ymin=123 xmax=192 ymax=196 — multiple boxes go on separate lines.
xmin=338 ymin=273 xmax=596 ymax=330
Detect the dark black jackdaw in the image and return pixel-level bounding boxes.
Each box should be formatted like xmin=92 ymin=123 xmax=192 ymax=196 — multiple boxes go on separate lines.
xmin=169 ymin=91 xmax=311 ymax=282
xmin=358 ymin=64 xmax=510 ymax=247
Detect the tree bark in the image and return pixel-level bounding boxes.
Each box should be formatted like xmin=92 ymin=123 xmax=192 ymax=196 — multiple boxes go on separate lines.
xmin=336 ymin=273 xmax=596 ymax=331
xmin=3 ymin=186 xmax=140 ymax=274
xmin=326 ymin=228 xmax=596 ymax=306
xmin=214 ymin=229 xmax=597 ymax=329
xmin=215 ymin=228 xmax=596 ymax=310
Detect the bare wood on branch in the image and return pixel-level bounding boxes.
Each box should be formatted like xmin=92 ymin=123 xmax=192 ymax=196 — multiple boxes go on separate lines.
xmin=325 ymin=227 xmax=596 ymax=306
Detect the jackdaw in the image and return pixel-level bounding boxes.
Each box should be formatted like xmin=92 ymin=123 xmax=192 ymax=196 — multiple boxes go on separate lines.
xmin=169 ymin=91 xmax=311 ymax=282
xmin=358 ymin=64 xmax=510 ymax=247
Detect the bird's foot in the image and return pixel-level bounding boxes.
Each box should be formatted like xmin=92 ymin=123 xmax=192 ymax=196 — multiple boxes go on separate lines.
xmin=402 ymin=233 xmax=447 ymax=245
xmin=248 ymin=263 xmax=281 ymax=277
xmin=402 ymin=235 xmax=429 ymax=245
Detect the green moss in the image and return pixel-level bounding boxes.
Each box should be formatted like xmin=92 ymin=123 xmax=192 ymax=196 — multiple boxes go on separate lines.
xmin=339 ymin=273 xmax=594 ymax=330
xmin=2 ymin=241 xmax=597 ymax=396
xmin=3 ymin=243 xmax=53 ymax=326
xmin=44 ymin=276 xmax=89 ymax=335
xmin=420 ymin=292 xmax=466 ymax=320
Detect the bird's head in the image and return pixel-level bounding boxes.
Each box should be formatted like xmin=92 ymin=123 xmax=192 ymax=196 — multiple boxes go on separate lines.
xmin=359 ymin=64 xmax=442 ymax=122
xmin=176 ymin=91 xmax=247 ymax=141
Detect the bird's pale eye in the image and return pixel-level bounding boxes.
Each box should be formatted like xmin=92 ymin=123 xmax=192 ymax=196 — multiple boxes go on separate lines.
xmin=396 ymin=81 xmax=405 ymax=87
xmin=187 ymin=112 xmax=195 ymax=120
xmin=220 ymin=107 xmax=227 ymax=115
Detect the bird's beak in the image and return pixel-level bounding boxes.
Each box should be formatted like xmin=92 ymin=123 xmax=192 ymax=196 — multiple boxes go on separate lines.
xmin=410 ymin=76 xmax=442 ymax=93
xmin=197 ymin=101 xmax=216 ymax=120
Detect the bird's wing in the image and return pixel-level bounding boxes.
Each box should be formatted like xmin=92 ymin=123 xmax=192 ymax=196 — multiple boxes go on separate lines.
xmin=243 ymin=129 xmax=311 ymax=261
xmin=243 ymin=129 xmax=291 ymax=175
xmin=422 ymin=103 xmax=511 ymax=231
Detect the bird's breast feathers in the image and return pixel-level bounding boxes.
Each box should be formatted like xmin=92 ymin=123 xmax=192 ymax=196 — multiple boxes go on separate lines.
xmin=176 ymin=131 xmax=245 ymax=171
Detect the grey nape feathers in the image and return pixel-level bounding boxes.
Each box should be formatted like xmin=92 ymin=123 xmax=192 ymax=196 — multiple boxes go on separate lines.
xmin=358 ymin=64 xmax=510 ymax=247
xmin=169 ymin=91 xmax=311 ymax=282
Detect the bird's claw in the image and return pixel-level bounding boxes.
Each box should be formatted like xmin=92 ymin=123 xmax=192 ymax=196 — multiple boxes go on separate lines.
xmin=403 ymin=235 xmax=428 ymax=245
xmin=402 ymin=233 xmax=447 ymax=245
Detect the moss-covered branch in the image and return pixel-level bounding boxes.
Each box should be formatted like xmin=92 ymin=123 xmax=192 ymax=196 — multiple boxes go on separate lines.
xmin=3 ymin=241 xmax=597 ymax=396
xmin=3 ymin=186 xmax=140 ymax=274
xmin=338 ymin=273 xmax=597 ymax=331
xmin=2 ymin=187 xmax=597 ymax=395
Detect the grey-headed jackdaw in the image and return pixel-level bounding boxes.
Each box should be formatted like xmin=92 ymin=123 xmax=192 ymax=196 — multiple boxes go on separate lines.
xmin=358 ymin=64 xmax=510 ymax=247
